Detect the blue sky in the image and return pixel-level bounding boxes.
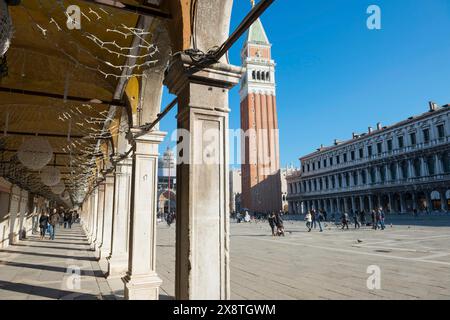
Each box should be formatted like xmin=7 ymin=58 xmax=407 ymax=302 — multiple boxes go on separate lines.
xmin=159 ymin=0 xmax=450 ymax=168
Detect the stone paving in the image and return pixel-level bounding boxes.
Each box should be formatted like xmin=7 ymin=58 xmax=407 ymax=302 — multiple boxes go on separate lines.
xmin=157 ymin=216 xmax=450 ymax=300
xmin=0 ymin=224 xmax=115 ymax=300
xmin=1 ymin=217 xmax=450 ymax=300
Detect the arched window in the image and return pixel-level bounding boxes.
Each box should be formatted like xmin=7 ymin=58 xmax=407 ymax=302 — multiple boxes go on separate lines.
xmin=370 ymin=168 xmax=376 ymax=184
xmin=319 ymin=179 xmax=323 ymax=190
xmin=413 ymin=159 xmax=421 ymax=177
xmin=390 ymin=163 xmax=396 ymax=180
xmin=338 ymin=175 xmax=342 ymax=188
xmin=401 ymin=161 xmax=408 ymax=179
xmin=252 ymin=70 xmax=255 ymax=80
xmin=261 ymin=72 xmax=265 ymax=81
xmin=266 ymin=72 xmax=270 ymax=81
xmin=257 ymin=71 xmax=261 ymax=80
xmin=380 ymin=166 xmax=385 ymax=182
xmin=443 ymin=152 xmax=450 ymax=173
xmin=427 ymin=156 xmax=435 ymax=175
xmin=353 ymin=172 xmax=358 ymax=185
xmin=345 ymin=173 xmax=350 ymax=187
xmin=361 ymin=170 xmax=367 ymax=184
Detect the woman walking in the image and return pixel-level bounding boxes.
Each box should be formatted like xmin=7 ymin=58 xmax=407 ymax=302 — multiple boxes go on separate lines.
xmin=305 ymin=211 xmax=312 ymax=232
xmin=39 ymin=211 xmax=49 ymax=240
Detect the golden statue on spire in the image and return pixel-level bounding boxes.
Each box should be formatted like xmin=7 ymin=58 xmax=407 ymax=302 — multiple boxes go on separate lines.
xmin=251 ymin=0 xmax=255 ymax=7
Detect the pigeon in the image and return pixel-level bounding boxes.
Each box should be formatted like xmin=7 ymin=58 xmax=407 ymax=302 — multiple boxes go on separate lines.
xmin=357 ymin=239 xmax=363 ymax=243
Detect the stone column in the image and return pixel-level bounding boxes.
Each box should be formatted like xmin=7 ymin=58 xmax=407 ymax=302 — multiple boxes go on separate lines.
xmin=99 ymin=173 xmax=115 ymax=262
xmin=420 ymin=157 xmax=428 ymax=177
xmin=107 ymin=158 xmax=132 ymax=278
xmin=351 ymin=197 xmax=356 ymax=213
xmin=435 ymin=154 xmax=443 ymax=175
xmin=359 ymin=196 xmax=365 ymax=212
xmin=396 ymin=162 xmax=403 ymax=181
xmin=123 ymin=130 xmax=166 ymax=300
xmin=88 ymin=190 xmax=98 ymax=243
xmin=344 ymin=198 xmax=349 ymax=213
xmin=408 ymin=160 xmax=415 ymax=179
xmin=164 ymin=54 xmax=240 ymax=300
xmin=388 ymin=193 xmax=394 ymax=213
xmin=368 ymin=195 xmax=374 ymax=212
xmin=93 ymin=183 xmax=105 ymax=256
xmin=399 ymin=193 xmax=406 ymax=213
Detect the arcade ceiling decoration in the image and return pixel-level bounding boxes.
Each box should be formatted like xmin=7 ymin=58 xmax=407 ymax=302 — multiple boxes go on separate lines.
xmin=0 ymin=0 xmax=163 ymax=206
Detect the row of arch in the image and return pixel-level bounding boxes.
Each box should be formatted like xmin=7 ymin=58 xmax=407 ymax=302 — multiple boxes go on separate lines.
xmin=290 ymin=152 xmax=450 ymax=194
xmin=290 ymin=189 xmax=450 ymax=215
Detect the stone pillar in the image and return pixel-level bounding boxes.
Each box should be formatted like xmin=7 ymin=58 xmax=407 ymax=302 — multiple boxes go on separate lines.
xmin=368 ymin=195 xmax=374 ymax=212
xmin=99 ymin=173 xmax=115 ymax=262
xmin=400 ymin=193 xmax=406 ymax=213
xmin=396 ymin=162 xmax=402 ymax=181
xmin=435 ymin=154 xmax=443 ymax=175
xmin=107 ymin=158 xmax=132 ymax=278
xmin=344 ymin=198 xmax=349 ymax=213
xmin=351 ymin=197 xmax=356 ymax=213
xmin=93 ymin=183 xmax=105 ymax=254
xmin=123 ymin=130 xmax=166 ymax=300
xmin=164 ymin=54 xmax=241 ymax=300
xmin=388 ymin=193 xmax=394 ymax=213
xmin=359 ymin=196 xmax=365 ymax=212
xmin=408 ymin=160 xmax=415 ymax=179
xmin=8 ymin=186 xmax=21 ymax=245
xmin=88 ymin=190 xmax=98 ymax=243
xmin=420 ymin=157 xmax=428 ymax=177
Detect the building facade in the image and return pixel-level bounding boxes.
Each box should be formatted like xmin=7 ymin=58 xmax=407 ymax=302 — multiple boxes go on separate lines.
xmin=157 ymin=147 xmax=176 ymax=215
xmin=229 ymin=169 xmax=242 ymax=214
xmin=287 ymin=103 xmax=450 ymax=216
xmin=239 ymin=16 xmax=282 ymax=213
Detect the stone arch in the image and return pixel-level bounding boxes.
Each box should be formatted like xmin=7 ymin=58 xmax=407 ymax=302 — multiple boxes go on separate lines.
xmin=430 ymin=190 xmax=441 ymax=210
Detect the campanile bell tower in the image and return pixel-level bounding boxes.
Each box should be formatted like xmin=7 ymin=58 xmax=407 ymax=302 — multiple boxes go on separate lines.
xmin=240 ymin=8 xmax=281 ymax=213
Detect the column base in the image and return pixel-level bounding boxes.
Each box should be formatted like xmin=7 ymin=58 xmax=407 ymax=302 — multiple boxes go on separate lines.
xmin=123 ymin=273 xmax=162 ymax=300
xmin=107 ymin=255 xmax=128 ymax=278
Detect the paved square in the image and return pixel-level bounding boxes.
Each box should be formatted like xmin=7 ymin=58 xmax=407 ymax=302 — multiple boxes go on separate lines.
xmin=157 ymin=216 xmax=450 ymax=300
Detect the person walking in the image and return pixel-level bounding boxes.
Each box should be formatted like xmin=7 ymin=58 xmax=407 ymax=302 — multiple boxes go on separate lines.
xmin=316 ymin=209 xmax=324 ymax=232
xmin=268 ymin=212 xmax=276 ymax=236
xmin=64 ymin=211 xmax=70 ymax=229
xmin=375 ymin=209 xmax=382 ymax=230
xmin=379 ymin=208 xmax=386 ymax=230
xmin=48 ymin=209 xmax=58 ymax=240
xmin=274 ymin=212 xmax=285 ymax=236
xmin=68 ymin=211 xmax=74 ymax=229
xmin=311 ymin=209 xmax=317 ymax=229
xmin=39 ymin=211 xmax=49 ymax=240
xmin=341 ymin=212 xmax=349 ymax=230
xmin=353 ymin=210 xmax=361 ymax=229
xmin=371 ymin=210 xmax=377 ymax=230
xmin=305 ymin=211 xmax=312 ymax=232
xmin=360 ymin=210 xmax=366 ymax=226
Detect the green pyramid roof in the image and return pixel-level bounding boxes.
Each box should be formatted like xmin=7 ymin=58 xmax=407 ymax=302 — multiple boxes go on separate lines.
xmin=247 ymin=18 xmax=269 ymax=45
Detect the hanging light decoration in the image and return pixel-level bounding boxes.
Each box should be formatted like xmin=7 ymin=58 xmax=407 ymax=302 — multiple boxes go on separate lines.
xmin=41 ymin=166 xmax=61 ymax=186
xmin=0 ymin=0 xmax=13 ymax=57
xmin=51 ymin=181 xmax=65 ymax=195
xmin=17 ymin=137 xmax=53 ymax=170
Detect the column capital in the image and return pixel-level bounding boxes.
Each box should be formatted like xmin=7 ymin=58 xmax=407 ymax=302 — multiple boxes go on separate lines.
xmin=164 ymin=53 xmax=242 ymax=96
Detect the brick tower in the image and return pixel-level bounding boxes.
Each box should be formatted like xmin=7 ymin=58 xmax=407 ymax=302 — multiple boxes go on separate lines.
xmin=240 ymin=14 xmax=281 ymax=213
